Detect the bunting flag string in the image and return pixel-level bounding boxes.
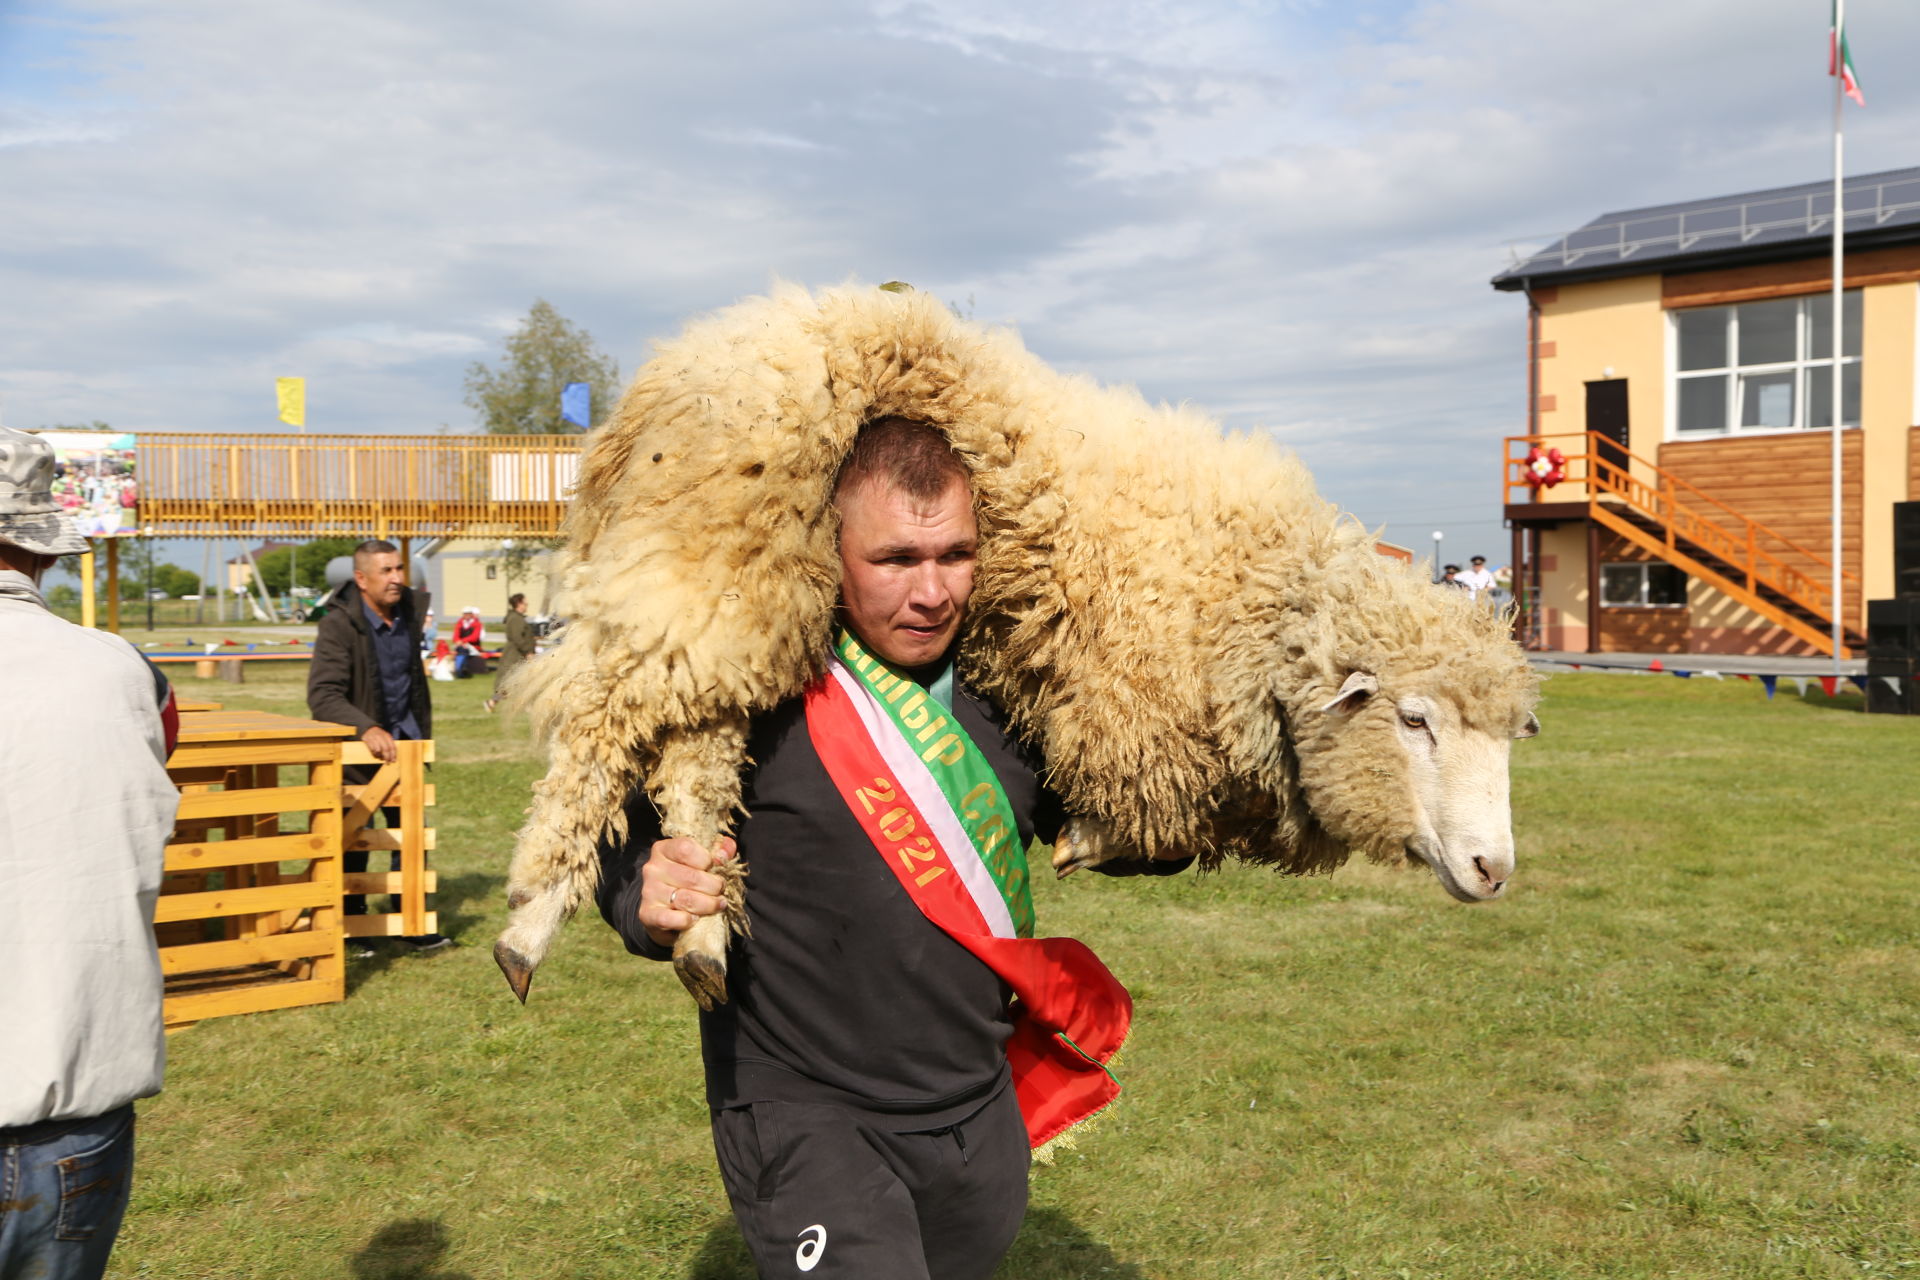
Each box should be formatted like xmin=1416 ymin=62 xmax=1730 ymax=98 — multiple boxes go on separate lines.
xmin=1556 ymin=659 xmax=1889 ymax=706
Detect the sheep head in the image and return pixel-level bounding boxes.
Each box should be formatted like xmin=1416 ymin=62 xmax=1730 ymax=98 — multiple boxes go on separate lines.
xmin=1298 ymin=666 xmax=1540 ymax=902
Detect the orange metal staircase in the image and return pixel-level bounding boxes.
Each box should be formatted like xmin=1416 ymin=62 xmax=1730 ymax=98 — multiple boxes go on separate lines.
xmin=1504 ymin=432 xmax=1863 ymax=657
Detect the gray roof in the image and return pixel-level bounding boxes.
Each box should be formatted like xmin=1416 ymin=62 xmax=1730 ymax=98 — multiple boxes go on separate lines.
xmin=1491 ymin=166 xmax=1920 ymax=292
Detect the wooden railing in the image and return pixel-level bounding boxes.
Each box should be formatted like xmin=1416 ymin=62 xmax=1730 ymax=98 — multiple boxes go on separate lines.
xmin=1505 ymin=432 xmax=1862 ymax=650
xmin=340 ymin=740 xmax=438 ymax=940
xmin=136 ymin=432 xmax=584 ymax=537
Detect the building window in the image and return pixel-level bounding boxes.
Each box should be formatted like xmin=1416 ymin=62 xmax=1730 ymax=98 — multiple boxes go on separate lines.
xmin=1600 ymin=562 xmax=1688 ymax=608
xmin=1672 ymin=290 xmax=1861 ymax=436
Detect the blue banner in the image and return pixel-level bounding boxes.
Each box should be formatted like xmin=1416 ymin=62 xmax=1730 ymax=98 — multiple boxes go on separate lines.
xmin=561 ymin=382 xmax=590 ymax=429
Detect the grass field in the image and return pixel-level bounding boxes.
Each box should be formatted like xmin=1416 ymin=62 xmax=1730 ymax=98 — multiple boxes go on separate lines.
xmin=110 ymin=667 xmax=1920 ymax=1279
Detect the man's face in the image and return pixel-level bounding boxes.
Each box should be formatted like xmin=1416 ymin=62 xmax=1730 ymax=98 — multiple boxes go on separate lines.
xmin=354 ymin=552 xmax=407 ymax=609
xmin=836 ymin=476 xmax=977 ymax=669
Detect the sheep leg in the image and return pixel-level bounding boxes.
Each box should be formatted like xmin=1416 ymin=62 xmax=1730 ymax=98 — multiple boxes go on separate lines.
xmin=650 ymin=718 xmax=752 ymax=1011
xmin=494 ymin=738 xmax=646 ymax=1004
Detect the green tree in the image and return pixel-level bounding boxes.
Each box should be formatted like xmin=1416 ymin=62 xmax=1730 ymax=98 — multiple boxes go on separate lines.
xmin=152 ymin=563 xmax=201 ymax=598
xmin=463 ymin=300 xmax=620 ymax=435
xmin=255 ymin=538 xmax=362 ymax=594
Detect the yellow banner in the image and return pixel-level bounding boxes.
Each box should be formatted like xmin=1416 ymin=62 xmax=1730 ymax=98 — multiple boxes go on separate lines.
xmin=276 ymin=377 xmax=305 ymax=427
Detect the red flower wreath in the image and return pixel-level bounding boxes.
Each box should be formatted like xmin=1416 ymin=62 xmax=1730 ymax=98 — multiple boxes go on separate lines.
xmin=1524 ymin=445 xmax=1566 ymax=490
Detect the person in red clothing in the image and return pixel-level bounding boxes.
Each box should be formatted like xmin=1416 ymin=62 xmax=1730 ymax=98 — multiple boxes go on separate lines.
xmin=451 ymin=605 xmax=487 ymax=677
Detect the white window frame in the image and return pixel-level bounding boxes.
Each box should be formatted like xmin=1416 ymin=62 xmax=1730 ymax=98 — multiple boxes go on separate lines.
xmin=1599 ymin=561 xmax=1688 ymax=609
xmin=1666 ymin=290 xmax=1862 ymax=440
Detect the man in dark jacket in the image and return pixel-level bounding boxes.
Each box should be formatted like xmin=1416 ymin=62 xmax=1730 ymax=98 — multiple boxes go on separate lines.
xmin=307 ymin=539 xmax=449 ymax=952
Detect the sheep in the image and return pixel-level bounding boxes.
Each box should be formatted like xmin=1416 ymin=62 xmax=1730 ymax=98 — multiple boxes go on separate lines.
xmin=493 ymin=282 xmax=1541 ymax=1008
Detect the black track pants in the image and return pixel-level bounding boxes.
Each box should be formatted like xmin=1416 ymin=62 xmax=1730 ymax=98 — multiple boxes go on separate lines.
xmin=710 ymin=1087 xmax=1029 ymax=1280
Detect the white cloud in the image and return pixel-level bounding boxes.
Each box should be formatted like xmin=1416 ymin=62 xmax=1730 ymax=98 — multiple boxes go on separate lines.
xmin=1 ymin=0 xmax=1917 ymax=559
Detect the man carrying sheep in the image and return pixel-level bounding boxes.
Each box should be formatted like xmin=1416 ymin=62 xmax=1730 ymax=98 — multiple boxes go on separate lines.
xmin=596 ymin=417 xmax=1185 ymax=1280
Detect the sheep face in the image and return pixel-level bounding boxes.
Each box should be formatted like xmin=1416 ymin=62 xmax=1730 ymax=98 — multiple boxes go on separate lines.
xmin=1294 ymin=670 xmax=1540 ymax=903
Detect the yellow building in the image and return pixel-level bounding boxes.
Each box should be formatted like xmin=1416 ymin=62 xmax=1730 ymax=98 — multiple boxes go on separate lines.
xmin=415 ymin=538 xmax=558 ymax=635
xmin=1491 ymin=166 xmax=1920 ymax=657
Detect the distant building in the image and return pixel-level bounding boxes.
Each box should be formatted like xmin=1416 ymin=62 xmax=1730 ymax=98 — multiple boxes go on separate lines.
xmin=225 ymin=541 xmax=292 ymax=592
xmin=413 ymin=538 xmax=557 ymax=626
xmin=1491 ymin=166 xmax=1920 ymax=656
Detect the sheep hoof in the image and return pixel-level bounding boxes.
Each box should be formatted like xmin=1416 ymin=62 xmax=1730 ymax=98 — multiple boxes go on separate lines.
xmin=1052 ymin=820 xmax=1105 ymax=878
xmin=675 ymin=950 xmax=728 ymax=1010
xmin=494 ymin=942 xmax=535 ymax=1004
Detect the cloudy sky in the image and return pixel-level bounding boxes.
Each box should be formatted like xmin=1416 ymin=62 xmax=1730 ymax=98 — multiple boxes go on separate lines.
xmin=5 ymin=0 xmax=1919 ymax=567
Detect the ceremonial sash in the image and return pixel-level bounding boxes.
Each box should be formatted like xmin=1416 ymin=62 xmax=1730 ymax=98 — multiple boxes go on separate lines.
xmin=804 ymin=631 xmax=1131 ymax=1153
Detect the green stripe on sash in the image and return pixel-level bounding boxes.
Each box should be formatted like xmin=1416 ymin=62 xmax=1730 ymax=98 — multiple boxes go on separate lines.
xmin=836 ymin=631 xmax=1035 ymax=937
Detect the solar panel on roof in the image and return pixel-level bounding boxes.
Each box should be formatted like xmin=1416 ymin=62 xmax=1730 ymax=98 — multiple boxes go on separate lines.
xmin=1491 ymin=166 xmax=1920 ymax=290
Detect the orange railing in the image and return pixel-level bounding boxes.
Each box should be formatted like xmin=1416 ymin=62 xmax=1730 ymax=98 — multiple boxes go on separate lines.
xmin=136 ymin=433 xmax=584 ymax=538
xmin=1504 ymin=431 xmax=1861 ymax=628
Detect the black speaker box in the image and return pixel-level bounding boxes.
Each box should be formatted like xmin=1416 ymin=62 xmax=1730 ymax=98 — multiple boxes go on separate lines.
xmin=1867 ymin=598 xmax=1920 ymax=659
xmin=1896 ymin=503 xmax=1920 ymax=597
xmin=1865 ymin=656 xmax=1920 ymax=714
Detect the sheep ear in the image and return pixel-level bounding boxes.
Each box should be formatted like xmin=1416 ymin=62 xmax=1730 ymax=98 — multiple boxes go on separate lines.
xmin=1320 ymin=671 xmax=1378 ymax=715
xmin=1515 ymin=712 xmax=1541 ymax=740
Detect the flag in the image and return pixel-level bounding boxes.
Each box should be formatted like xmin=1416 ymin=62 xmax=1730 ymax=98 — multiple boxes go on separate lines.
xmin=561 ymin=382 xmax=591 ymax=429
xmin=1648 ymin=659 xmax=1664 ymax=672
xmin=1881 ymin=676 xmax=1902 ymax=696
xmin=1830 ymin=2 xmax=1865 ymax=106
xmin=1848 ymin=675 xmax=1869 ymax=693
xmin=276 ymin=377 xmax=305 ymax=427
xmin=1791 ymin=677 xmax=1810 ymax=697
xmin=1760 ymin=675 xmax=1777 ymax=700
xmin=1819 ymin=676 xmax=1838 ymax=697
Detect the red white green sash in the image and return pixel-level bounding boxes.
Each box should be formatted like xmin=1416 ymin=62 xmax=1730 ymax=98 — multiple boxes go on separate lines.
xmin=804 ymin=630 xmax=1131 ymax=1153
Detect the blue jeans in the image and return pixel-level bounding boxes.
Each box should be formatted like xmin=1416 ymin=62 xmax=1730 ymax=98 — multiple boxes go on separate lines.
xmin=0 ymin=1104 xmax=135 ymax=1280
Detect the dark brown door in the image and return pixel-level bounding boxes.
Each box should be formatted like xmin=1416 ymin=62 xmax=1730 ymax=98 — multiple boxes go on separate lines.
xmin=1586 ymin=379 xmax=1629 ymax=477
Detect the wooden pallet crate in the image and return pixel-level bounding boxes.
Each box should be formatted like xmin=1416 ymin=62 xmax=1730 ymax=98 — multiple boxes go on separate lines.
xmin=340 ymin=739 xmax=438 ymax=938
xmin=160 ymin=710 xmax=354 ymax=1030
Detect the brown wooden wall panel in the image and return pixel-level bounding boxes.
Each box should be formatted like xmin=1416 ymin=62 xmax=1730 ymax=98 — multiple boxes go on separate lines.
xmin=1597 ymin=607 xmax=1688 ymax=653
xmin=1662 ymin=244 xmax=1920 ymax=309
xmin=1658 ymin=431 xmax=1863 ymax=634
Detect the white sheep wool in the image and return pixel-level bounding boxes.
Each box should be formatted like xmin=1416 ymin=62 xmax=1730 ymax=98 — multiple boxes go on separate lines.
xmin=493 ymin=282 xmax=1540 ymax=999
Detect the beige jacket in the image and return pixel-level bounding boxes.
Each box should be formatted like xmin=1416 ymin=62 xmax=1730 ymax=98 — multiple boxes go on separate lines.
xmin=0 ymin=569 xmax=179 ymax=1125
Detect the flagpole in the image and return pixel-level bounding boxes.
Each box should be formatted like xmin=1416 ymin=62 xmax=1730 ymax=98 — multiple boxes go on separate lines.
xmin=1830 ymin=0 xmax=1845 ymax=676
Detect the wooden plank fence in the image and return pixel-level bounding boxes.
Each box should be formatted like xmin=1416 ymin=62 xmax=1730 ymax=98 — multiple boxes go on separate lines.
xmin=340 ymin=739 xmax=438 ymax=940
xmin=158 ymin=711 xmax=439 ymax=1030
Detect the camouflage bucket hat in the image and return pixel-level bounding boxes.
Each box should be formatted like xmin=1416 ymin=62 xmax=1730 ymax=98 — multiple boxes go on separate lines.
xmin=0 ymin=427 xmax=90 ymax=556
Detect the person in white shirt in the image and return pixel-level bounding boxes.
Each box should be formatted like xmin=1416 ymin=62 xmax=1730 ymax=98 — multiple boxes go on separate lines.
xmin=1458 ymin=555 xmax=1497 ymax=602
xmin=0 ymin=427 xmax=180 ymax=1280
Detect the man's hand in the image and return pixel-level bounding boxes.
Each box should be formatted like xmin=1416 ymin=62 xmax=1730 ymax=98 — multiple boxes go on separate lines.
xmin=639 ymin=836 xmax=737 ymax=948
xmin=362 ymin=726 xmax=398 ymax=763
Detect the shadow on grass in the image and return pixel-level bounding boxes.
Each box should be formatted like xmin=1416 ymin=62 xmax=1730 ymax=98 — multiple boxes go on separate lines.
xmin=432 ymin=870 xmax=499 ymax=937
xmin=683 ymin=1206 xmax=1144 ymax=1279
xmin=349 ymin=1217 xmax=472 ymax=1280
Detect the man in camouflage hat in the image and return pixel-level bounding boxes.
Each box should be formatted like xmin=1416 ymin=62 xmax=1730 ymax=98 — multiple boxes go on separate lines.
xmin=0 ymin=426 xmax=180 ymax=1280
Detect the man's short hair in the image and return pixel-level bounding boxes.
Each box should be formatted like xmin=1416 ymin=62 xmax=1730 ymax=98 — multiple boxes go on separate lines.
xmin=833 ymin=416 xmax=969 ymax=504
xmin=1470 ymin=555 xmax=1487 ymax=564
xmin=507 ymin=592 xmax=526 ymax=609
xmin=353 ymin=539 xmax=399 ymax=569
